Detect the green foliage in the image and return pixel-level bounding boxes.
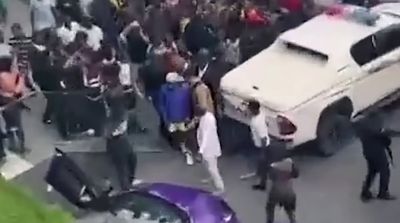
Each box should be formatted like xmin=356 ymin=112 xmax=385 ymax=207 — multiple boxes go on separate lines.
xmin=0 ymin=177 xmax=74 ymax=223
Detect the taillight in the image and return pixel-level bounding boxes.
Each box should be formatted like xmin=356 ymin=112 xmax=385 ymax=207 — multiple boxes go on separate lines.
xmin=277 ymin=115 xmax=297 ymax=135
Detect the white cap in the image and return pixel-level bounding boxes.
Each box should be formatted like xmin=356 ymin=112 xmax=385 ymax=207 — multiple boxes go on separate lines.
xmin=166 ymin=72 xmax=184 ymax=83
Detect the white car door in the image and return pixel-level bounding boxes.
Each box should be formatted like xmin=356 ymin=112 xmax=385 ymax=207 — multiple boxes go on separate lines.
xmin=351 ymin=48 xmax=400 ymax=112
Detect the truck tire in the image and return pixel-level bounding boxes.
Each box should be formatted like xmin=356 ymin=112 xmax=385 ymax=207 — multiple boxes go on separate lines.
xmin=317 ymin=113 xmax=353 ymax=157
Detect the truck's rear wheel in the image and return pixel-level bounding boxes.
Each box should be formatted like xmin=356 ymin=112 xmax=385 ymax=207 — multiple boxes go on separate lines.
xmin=317 ymin=113 xmax=352 ymax=157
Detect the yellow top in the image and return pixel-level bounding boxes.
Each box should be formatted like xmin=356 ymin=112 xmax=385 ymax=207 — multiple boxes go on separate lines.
xmin=109 ymin=0 xmax=126 ymax=10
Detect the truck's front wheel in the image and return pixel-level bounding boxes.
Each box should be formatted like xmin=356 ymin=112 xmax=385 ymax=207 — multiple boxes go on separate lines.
xmin=317 ymin=113 xmax=353 ymax=157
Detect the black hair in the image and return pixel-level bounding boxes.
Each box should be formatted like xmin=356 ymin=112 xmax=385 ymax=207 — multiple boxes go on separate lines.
xmin=0 ymin=57 xmax=13 ymax=72
xmin=75 ymin=31 xmax=88 ymax=42
xmin=102 ymin=44 xmax=115 ymax=61
xmin=248 ymin=100 xmax=260 ymax=113
xmin=11 ymin=23 xmax=22 ymax=31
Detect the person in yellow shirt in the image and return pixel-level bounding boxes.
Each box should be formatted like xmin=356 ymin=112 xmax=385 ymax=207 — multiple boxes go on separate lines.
xmin=109 ymin=0 xmax=126 ymax=10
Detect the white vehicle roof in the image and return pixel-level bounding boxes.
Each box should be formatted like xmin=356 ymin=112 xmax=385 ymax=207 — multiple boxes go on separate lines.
xmin=280 ymin=7 xmax=399 ymax=60
xmin=372 ymin=2 xmax=400 ymax=18
xmin=221 ymin=6 xmax=400 ymax=112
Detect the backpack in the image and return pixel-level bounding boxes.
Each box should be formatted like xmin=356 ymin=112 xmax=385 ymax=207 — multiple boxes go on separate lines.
xmin=161 ymin=81 xmax=192 ymax=123
xmin=224 ymin=39 xmax=240 ymax=65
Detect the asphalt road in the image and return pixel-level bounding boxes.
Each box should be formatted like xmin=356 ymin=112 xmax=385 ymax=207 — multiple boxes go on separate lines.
xmin=4 ymin=1 xmax=400 ymax=223
xmin=12 ymin=108 xmax=400 ymax=223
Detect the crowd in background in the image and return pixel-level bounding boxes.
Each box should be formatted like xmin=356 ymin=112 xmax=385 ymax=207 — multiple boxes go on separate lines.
xmin=0 ymin=0 xmax=392 ymax=222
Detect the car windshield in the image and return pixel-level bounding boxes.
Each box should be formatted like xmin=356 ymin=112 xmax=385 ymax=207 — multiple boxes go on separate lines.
xmin=109 ymin=191 xmax=189 ymax=223
xmin=351 ymin=24 xmax=400 ymax=66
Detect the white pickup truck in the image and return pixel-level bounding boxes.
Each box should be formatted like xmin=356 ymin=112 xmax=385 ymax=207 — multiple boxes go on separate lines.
xmin=221 ymin=4 xmax=400 ymax=156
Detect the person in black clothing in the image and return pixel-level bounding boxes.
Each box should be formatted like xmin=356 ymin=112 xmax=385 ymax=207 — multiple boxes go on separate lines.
xmin=29 ymin=32 xmax=59 ymax=124
xmin=120 ymin=21 xmax=148 ymax=96
xmin=356 ymin=112 xmax=400 ymax=201
xmin=56 ymin=0 xmax=83 ymax=23
xmin=267 ymin=158 xmax=299 ymax=223
xmin=102 ymin=63 xmax=141 ymax=190
xmin=0 ymin=130 xmax=6 ymax=163
xmin=139 ymin=57 xmax=168 ymax=138
xmin=90 ymin=0 xmax=120 ymax=48
xmin=183 ymin=12 xmax=219 ymax=55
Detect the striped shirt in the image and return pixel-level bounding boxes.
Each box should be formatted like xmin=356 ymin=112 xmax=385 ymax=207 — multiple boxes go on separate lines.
xmin=8 ymin=36 xmax=32 ymax=75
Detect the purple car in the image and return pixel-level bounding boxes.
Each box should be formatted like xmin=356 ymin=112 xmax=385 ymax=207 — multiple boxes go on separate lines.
xmin=107 ymin=183 xmax=240 ymax=223
xmin=45 ymin=149 xmax=239 ymax=223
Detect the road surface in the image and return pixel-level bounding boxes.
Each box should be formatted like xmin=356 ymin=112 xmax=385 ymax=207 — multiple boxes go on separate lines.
xmin=3 ymin=1 xmax=400 ymax=223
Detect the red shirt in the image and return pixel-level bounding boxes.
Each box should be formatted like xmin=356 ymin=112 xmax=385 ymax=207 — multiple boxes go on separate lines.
xmin=280 ymin=0 xmax=303 ymax=13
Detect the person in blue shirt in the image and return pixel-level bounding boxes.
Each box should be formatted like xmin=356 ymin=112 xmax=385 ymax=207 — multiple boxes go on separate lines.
xmin=160 ymin=72 xmax=194 ymax=165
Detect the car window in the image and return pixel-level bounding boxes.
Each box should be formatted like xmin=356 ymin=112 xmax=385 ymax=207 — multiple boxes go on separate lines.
xmin=351 ymin=24 xmax=400 ymax=66
xmin=111 ymin=192 xmax=188 ymax=223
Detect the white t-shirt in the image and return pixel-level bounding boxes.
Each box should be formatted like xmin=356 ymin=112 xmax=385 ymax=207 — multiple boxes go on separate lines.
xmin=30 ymin=0 xmax=56 ymax=31
xmin=250 ymin=111 xmax=270 ymax=148
xmin=119 ymin=62 xmax=131 ymax=86
xmin=57 ymin=22 xmax=81 ymax=45
xmin=81 ymin=25 xmax=104 ymax=51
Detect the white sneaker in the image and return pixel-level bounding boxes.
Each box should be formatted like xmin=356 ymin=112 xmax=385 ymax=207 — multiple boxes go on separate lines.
xmin=86 ymin=129 xmax=95 ymax=136
xmin=80 ymin=194 xmax=92 ymax=202
xmin=131 ymin=179 xmax=143 ymax=186
xmin=212 ymin=190 xmax=225 ymax=196
xmin=201 ymin=178 xmax=211 ymax=184
xmin=47 ymin=184 xmax=53 ymax=192
xmin=185 ymin=153 xmax=194 ymax=166
xmin=239 ymin=172 xmax=256 ymax=180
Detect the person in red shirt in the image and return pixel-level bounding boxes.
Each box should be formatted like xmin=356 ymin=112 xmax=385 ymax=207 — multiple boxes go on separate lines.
xmin=0 ymin=57 xmax=30 ymax=154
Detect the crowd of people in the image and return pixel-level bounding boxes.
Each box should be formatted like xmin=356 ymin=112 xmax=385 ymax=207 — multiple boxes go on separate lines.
xmin=0 ymin=0 xmax=394 ymax=222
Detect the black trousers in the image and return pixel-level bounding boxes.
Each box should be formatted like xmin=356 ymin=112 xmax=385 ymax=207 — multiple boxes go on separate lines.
xmin=0 ymin=132 xmax=5 ymax=159
xmin=106 ymin=134 xmax=137 ymax=190
xmin=362 ymin=158 xmax=390 ymax=196
xmin=43 ymin=94 xmax=58 ymax=121
xmin=3 ymin=104 xmax=25 ymax=151
xmin=257 ymin=147 xmax=271 ymax=187
xmin=257 ymin=142 xmax=289 ymax=187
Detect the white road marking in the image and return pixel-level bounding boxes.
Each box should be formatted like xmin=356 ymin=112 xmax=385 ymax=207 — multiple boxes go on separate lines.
xmin=0 ymin=152 xmax=34 ymax=180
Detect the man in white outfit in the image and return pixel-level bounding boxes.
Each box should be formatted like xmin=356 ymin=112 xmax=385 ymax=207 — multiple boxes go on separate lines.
xmin=195 ymin=106 xmax=224 ymax=195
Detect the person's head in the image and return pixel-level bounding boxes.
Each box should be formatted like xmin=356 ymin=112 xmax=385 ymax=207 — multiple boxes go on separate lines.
xmin=75 ymin=31 xmax=88 ymax=46
xmin=61 ymin=15 xmax=72 ymax=28
xmin=102 ymin=63 xmax=121 ymax=86
xmin=196 ymin=48 xmax=210 ymax=67
xmin=80 ymin=17 xmax=93 ymax=29
xmin=183 ymin=64 xmax=199 ymax=83
xmin=102 ymin=44 xmax=116 ymax=62
xmin=164 ymin=33 xmax=174 ymax=47
xmin=151 ymin=36 xmax=163 ymax=47
xmin=32 ymin=31 xmax=46 ymax=45
xmin=0 ymin=57 xmax=13 ymax=73
xmin=11 ymin=23 xmax=24 ymax=38
xmin=194 ymin=105 xmax=207 ymax=117
xmin=247 ymin=100 xmax=260 ymax=116
xmin=166 ymin=72 xmax=184 ymax=83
